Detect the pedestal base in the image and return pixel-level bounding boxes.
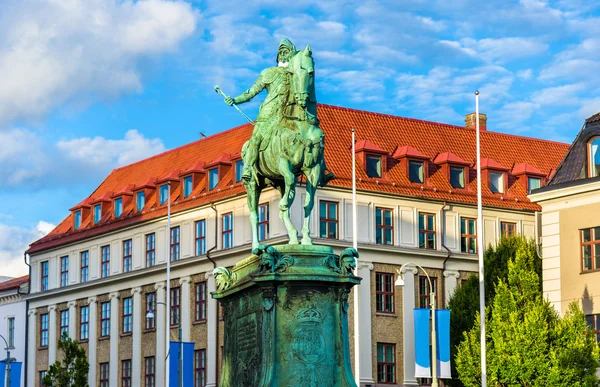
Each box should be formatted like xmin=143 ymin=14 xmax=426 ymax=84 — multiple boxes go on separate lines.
xmin=212 ymin=244 xmax=361 ymax=387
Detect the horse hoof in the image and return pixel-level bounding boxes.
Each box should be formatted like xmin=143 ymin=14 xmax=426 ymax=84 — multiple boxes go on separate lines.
xmin=288 ymin=239 xmax=299 ymax=245
xmin=301 ymin=237 xmax=312 ymax=245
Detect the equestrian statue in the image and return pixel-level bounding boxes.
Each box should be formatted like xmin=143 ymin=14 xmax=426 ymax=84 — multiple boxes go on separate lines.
xmin=217 ymin=37 xmax=334 ymax=250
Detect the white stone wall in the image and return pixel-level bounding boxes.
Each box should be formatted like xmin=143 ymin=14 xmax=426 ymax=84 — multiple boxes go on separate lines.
xmin=0 ymin=297 xmax=27 ymax=387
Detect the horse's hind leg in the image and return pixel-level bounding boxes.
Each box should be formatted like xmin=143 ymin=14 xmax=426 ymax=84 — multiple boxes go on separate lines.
xmin=301 ymin=160 xmax=321 ymax=245
xmin=277 ymin=160 xmax=299 ymax=245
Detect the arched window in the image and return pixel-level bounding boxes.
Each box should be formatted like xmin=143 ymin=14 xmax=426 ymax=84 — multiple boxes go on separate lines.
xmin=589 ymin=137 xmax=600 ymax=178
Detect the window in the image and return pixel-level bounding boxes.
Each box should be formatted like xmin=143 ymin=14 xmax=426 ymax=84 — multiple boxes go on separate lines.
xmin=160 ymin=184 xmax=170 ymax=205
xmin=41 ymin=261 xmax=48 ymax=291
xmin=376 ymin=273 xmax=394 ymax=313
xmin=528 ymin=176 xmax=541 ymax=194
xmin=319 ymin=201 xmax=338 ymax=239
xmin=170 ymin=226 xmax=180 ymax=261
xmin=461 ymin=218 xmax=477 ymax=254
xmin=171 ymin=288 xmax=180 ymax=326
xmin=101 ymin=302 xmax=110 ymax=337
xmin=60 ymin=255 xmax=69 ymax=287
xmin=195 ymin=220 xmax=206 ymax=256
xmin=146 ymin=293 xmax=156 ymax=330
xmin=60 ymin=310 xmax=69 ymax=337
xmin=222 ymin=213 xmax=233 ymax=249
xmin=235 ymin=160 xmax=243 ymax=183
xmin=409 ymin=160 xmax=424 ymax=183
xmin=40 ymin=371 xmax=47 ymax=386
xmin=500 ymin=222 xmax=517 ymax=238
xmin=419 ymin=276 xmax=438 ymax=309
xmin=93 ymin=204 xmax=102 ymax=224
xmin=195 ymin=282 xmax=207 ymax=322
xmin=377 ymin=343 xmax=396 ymax=384
xmin=80 ymin=251 xmax=89 ymax=283
xmin=101 ymin=245 xmax=110 ymax=278
xmin=490 ymin=171 xmax=504 ymax=193
xmin=74 ymin=210 xmax=81 ymax=229
xmin=114 ymin=197 xmax=123 ymax=217
xmin=122 ymin=359 xmax=132 ymax=387
xmin=40 ymin=313 xmax=49 ymax=346
xmin=376 ymin=207 xmax=393 ymax=245
xmin=581 ymin=227 xmax=600 ymax=272
xmin=136 ymin=191 xmax=145 ymax=211
xmin=146 ymin=233 xmax=156 ymax=267
xmin=183 ymin=176 xmax=193 ymax=198
xmin=123 ymin=239 xmax=132 ymax=273
xmin=589 ymin=137 xmax=600 ymax=178
xmin=418 ymin=212 xmax=436 ymax=249
xmin=8 ymin=317 xmax=15 ymax=347
xmin=80 ymin=306 xmax=89 ymax=340
xmin=258 ymin=203 xmax=269 ymax=241
xmin=366 ymin=155 xmax=382 ymax=178
xmin=195 ymin=349 xmax=207 ymax=387
xmin=100 ymin=363 xmax=109 ymax=387
xmin=450 ymin=166 xmax=465 ymax=188
xmin=585 ymin=314 xmax=600 ymax=342
xmin=145 ymin=357 xmax=156 ymax=387
xmin=209 ymin=168 xmax=219 ymax=190
xmin=123 ymin=297 xmax=133 ymax=334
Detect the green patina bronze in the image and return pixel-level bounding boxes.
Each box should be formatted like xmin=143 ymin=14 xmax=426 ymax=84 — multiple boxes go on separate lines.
xmin=214 ymin=39 xmax=359 ymax=387
xmin=219 ymin=37 xmax=334 ymax=250
xmin=212 ymin=244 xmax=360 ymax=387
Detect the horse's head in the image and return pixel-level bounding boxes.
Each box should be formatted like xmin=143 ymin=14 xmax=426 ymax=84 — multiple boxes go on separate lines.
xmin=288 ymin=45 xmax=314 ymax=108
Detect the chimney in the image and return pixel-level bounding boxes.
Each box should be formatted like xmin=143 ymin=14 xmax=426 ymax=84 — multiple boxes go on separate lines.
xmin=465 ymin=112 xmax=487 ymax=131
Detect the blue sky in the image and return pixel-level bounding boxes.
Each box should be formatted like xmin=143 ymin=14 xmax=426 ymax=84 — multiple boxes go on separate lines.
xmin=1 ymin=0 xmax=599 ymax=276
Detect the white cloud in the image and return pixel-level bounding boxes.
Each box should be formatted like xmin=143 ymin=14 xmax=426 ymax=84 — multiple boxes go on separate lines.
xmin=0 ymin=0 xmax=197 ymax=127
xmin=532 ymin=83 xmax=586 ymax=105
xmin=459 ymin=37 xmax=548 ymax=63
xmin=0 ymin=128 xmax=166 ymax=188
xmin=0 ymin=221 xmax=55 ymax=277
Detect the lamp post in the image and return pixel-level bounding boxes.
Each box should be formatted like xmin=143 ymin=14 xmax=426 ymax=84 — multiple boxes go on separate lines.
xmin=147 ymin=302 xmax=183 ymax=387
xmin=1 ymin=334 xmax=16 ymax=387
xmin=395 ymin=263 xmax=438 ymax=387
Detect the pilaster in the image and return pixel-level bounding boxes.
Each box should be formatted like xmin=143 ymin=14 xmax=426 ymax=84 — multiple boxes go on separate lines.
xmin=109 ymin=292 xmax=120 ymax=386
xmin=206 ymin=271 xmax=218 ymax=387
xmin=179 ymin=276 xmax=192 ymax=342
xmin=27 ymin=309 xmax=37 ymax=383
xmin=443 ymin=270 xmax=461 ymax=307
xmin=48 ymin=305 xmax=57 ymax=364
xmin=88 ymin=297 xmax=98 ymax=387
xmin=402 ymin=266 xmax=419 ymax=386
xmin=131 ymin=287 xmax=143 ymax=385
xmin=357 ymin=261 xmax=375 ymax=385
xmin=155 ymin=281 xmax=166 ymax=386
xmin=68 ymin=300 xmax=77 ymax=339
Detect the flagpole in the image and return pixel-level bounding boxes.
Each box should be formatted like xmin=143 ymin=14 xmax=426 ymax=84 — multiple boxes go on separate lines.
xmin=475 ymin=91 xmax=487 ymax=386
xmin=352 ymin=128 xmax=360 ymax=384
xmin=166 ymin=182 xmax=172 ymax=386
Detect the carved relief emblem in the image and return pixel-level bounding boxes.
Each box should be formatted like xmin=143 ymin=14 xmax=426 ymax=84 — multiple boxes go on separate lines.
xmin=293 ymin=306 xmax=326 ymax=364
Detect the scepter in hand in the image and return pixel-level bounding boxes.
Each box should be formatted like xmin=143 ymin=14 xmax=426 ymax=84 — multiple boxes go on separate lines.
xmin=215 ymin=86 xmax=255 ymax=125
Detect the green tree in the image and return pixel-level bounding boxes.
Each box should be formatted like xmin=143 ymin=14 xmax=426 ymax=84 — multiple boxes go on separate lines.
xmin=455 ymin=242 xmax=600 ymax=386
xmin=446 ymin=236 xmax=540 ymax=386
xmin=42 ymin=332 xmax=89 ymax=387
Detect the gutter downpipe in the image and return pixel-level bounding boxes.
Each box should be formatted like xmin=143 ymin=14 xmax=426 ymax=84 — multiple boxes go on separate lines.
xmin=206 ymin=203 xmax=218 ymax=385
xmin=440 ymin=202 xmax=452 ymax=307
xmin=24 ymin=252 xmax=31 ymax=387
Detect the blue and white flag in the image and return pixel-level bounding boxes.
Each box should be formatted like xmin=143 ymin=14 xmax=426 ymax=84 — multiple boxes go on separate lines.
xmin=414 ymin=308 xmax=431 ymax=378
xmin=169 ymin=342 xmax=195 ymax=387
xmin=0 ymin=360 xmax=6 ymax=387
xmin=435 ymin=310 xmax=451 ymax=379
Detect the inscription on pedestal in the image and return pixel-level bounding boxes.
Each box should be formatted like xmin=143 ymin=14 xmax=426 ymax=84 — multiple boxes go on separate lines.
xmin=237 ymin=313 xmax=258 ymax=356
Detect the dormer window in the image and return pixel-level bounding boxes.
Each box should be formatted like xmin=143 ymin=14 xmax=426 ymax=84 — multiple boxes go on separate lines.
xmin=450 ymin=166 xmax=465 ymax=188
xmin=409 ymin=160 xmax=424 ymax=183
xmin=183 ymin=176 xmax=193 ymax=198
xmin=114 ymin=198 xmax=123 ymax=217
xmin=159 ymin=184 xmax=169 ymax=205
xmin=589 ymin=137 xmax=600 ymax=177
xmin=366 ymin=155 xmax=382 ymax=178
xmin=74 ymin=210 xmax=81 ymax=230
xmin=93 ymin=204 xmax=102 ymax=224
xmin=209 ymin=168 xmax=219 ymax=190
xmin=490 ymin=172 xmax=504 ymax=193
xmin=235 ymin=160 xmax=243 ymax=182
xmin=527 ymin=177 xmax=541 ymax=194
xmin=136 ymin=191 xmax=145 ymax=211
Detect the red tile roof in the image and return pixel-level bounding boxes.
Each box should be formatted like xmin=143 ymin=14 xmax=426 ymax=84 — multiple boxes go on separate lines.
xmin=27 ymin=104 xmax=569 ymax=254
xmin=512 ymin=163 xmax=545 ymax=176
xmin=392 ymin=145 xmax=429 ymax=160
xmin=0 ymin=275 xmax=28 ymax=291
xmin=355 ymin=139 xmax=387 ymax=154
xmin=434 ymin=152 xmax=469 ymax=165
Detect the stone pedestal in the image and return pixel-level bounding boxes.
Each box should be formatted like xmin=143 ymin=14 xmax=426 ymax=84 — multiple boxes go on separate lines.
xmin=212 ymin=244 xmax=360 ymax=387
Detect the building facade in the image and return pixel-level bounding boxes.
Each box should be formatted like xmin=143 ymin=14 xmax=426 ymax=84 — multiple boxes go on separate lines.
xmin=530 ymin=112 xmax=600 ymax=345
xmin=25 ymin=105 xmax=568 ymax=387
xmin=1 ymin=275 xmax=29 ymax=387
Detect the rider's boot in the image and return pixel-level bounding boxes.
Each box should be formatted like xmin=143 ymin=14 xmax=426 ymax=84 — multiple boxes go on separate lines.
xmin=242 ymin=142 xmax=259 ymax=184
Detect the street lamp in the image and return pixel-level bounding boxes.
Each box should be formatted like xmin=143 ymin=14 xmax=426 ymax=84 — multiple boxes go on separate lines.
xmin=1 ymin=334 xmax=16 ymax=387
xmin=396 ymin=263 xmax=438 ymax=387
xmin=146 ymin=301 xmax=183 ymax=387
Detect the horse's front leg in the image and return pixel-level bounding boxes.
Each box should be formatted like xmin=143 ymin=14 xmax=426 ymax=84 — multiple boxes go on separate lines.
xmin=245 ymin=180 xmax=262 ymax=250
xmin=278 ymin=160 xmax=299 ymax=245
xmin=301 ymin=160 xmax=321 ymax=245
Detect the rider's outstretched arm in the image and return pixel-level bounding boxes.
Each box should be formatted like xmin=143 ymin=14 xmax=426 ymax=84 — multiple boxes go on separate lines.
xmin=233 ymin=70 xmax=268 ymax=104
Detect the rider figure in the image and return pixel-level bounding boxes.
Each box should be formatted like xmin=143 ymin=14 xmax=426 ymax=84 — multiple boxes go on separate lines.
xmin=225 ymin=38 xmax=295 ymax=182
xmin=225 ymin=37 xmax=334 ymax=185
